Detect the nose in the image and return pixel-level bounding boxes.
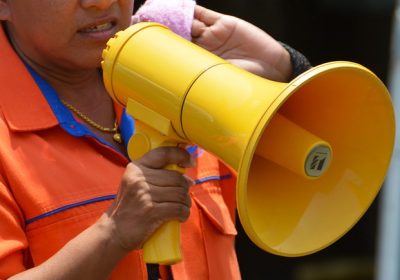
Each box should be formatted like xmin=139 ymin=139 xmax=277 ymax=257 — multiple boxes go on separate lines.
xmin=80 ymin=0 xmax=117 ymax=10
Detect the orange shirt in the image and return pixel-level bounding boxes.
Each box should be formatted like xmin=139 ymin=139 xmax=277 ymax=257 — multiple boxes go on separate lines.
xmin=0 ymin=27 xmax=240 ymax=279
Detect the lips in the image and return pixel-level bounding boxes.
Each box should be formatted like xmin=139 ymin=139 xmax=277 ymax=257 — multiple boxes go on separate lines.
xmin=79 ymin=20 xmax=116 ymax=33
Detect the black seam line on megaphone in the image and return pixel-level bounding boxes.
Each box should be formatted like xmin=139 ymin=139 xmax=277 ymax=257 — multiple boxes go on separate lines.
xmin=179 ymin=62 xmax=231 ymax=140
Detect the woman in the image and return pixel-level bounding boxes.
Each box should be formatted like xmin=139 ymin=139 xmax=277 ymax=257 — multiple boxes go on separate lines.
xmin=0 ymin=0 xmax=310 ymax=279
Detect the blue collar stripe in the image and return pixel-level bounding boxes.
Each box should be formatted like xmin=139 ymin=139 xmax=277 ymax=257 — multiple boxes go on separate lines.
xmin=120 ymin=110 xmax=135 ymax=145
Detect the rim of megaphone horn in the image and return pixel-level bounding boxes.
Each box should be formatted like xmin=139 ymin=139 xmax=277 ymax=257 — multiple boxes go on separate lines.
xmin=236 ymin=61 xmax=395 ymax=257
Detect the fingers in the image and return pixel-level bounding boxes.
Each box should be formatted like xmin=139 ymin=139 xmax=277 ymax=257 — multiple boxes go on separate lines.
xmin=153 ymin=201 xmax=191 ymax=223
xmin=119 ymin=163 xmax=193 ymax=223
xmin=191 ymin=18 xmax=207 ymax=38
xmin=106 ymin=147 xmax=196 ymax=250
xmin=120 ymin=167 xmax=192 ymax=208
xmin=191 ymin=5 xmax=239 ymax=51
xmin=150 ymin=183 xmax=192 ymax=205
xmin=136 ymin=146 xmax=195 ymax=170
xmin=124 ymin=162 xmax=194 ymax=190
xmin=192 ymin=6 xmax=222 ymax=39
xmin=193 ymin=5 xmax=222 ymax=26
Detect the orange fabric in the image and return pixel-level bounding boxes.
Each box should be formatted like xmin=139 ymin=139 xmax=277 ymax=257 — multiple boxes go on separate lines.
xmin=0 ymin=26 xmax=240 ymax=280
xmin=175 ymin=153 xmax=240 ymax=280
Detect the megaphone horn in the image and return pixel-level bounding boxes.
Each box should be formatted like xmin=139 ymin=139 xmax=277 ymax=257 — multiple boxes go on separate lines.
xmin=102 ymin=22 xmax=395 ymax=261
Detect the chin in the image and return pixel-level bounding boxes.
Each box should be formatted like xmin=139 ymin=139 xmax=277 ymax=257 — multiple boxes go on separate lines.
xmin=78 ymin=50 xmax=105 ymax=70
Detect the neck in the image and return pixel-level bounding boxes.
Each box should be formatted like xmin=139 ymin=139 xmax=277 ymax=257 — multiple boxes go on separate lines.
xmin=5 ymin=25 xmax=124 ymax=151
xmin=23 ymin=54 xmax=103 ymax=101
xmin=6 ymin=25 xmax=105 ymax=104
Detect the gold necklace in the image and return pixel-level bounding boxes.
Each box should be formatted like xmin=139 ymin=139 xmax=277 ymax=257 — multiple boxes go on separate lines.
xmin=61 ymin=100 xmax=122 ymax=144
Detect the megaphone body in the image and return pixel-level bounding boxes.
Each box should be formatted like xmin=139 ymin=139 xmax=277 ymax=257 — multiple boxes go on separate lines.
xmin=102 ymin=23 xmax=395 ymax=263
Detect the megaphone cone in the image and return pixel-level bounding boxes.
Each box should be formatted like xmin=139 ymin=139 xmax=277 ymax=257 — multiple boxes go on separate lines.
xmin=102 ymin=23 xmax=395 ymax=260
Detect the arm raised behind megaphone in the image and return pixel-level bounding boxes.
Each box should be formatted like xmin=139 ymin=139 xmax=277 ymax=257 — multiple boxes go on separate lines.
xmin=192 ymin=5 xmax=293 ymax=81
xmin=192 ymin=5 xmax=312 ymax=82
xmin=102 ymin=146 xmax=195 ymax=252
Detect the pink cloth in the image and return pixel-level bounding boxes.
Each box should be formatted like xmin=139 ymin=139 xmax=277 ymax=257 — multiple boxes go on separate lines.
xmin=132 ymin=0 xmax=196 ymax=41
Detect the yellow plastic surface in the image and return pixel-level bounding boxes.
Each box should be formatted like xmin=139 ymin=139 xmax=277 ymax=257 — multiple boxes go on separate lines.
xmin=255 ymin=113 xmax=332 ymax=178
xmin=102 ymin=22 xmax=226 ymax=138
xmin=143 ymin=221 xmax=181 ymax=264
xmin=102 ymin=22 xmax=396 ymax=259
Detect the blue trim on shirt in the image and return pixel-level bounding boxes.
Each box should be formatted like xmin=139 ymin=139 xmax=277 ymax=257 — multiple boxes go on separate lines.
xmin=194 ymin=174 xmax=232 ymax=185
xmin=24 ymin=174 xmax=233 ymax=225
xmin=25 ymin=195 xmax=117 ymax=225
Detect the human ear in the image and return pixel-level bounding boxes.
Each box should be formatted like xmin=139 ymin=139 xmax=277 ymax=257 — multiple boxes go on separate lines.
xmin=0 ymin=0 xmax=11 ymax=21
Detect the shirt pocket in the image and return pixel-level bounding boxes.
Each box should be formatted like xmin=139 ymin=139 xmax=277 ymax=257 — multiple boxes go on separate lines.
xmin=25 ymin=200 xmax=111 ymax=265
xmin=190 ymin=181 xmax=237 ymax=236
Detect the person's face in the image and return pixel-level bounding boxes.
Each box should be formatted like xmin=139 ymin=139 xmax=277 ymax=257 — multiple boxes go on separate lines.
xmin=0 ymin=0 xmax=135 ymax=71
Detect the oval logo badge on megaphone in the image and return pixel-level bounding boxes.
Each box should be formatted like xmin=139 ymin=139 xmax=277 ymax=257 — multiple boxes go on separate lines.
xmin=305 ymin=145 xmax=332 ymax=178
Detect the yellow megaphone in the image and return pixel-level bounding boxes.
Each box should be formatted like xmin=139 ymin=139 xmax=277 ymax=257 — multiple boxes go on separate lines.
xmin=101 ymin=22 xmax=395 ymax=264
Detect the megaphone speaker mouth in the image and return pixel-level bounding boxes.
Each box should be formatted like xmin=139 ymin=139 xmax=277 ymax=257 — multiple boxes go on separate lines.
xmin=234 ymin=62 xmax=395 ymax=257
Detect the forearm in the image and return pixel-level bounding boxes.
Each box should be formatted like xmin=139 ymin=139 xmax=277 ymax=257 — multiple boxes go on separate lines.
xmin=9 ymin=214 xmax=128 ymax=280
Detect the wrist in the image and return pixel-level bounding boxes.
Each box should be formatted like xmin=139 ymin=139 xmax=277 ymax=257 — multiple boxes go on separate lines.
xmin=276 ymin=45 xmax=293 ymax=82
xmin=95 ymin=213 xmax=133 ymax=258
xmin=279 ymin=42 xmax=313 ymax=81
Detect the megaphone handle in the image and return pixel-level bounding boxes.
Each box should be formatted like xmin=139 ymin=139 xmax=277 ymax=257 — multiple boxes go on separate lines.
xmin=127 ymin=124 xmax=185 ymax=264
xmin=143 ymin=150 xmax=183 ymax=264
xmin=142 ymin=220 xmax=181 ymax=264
